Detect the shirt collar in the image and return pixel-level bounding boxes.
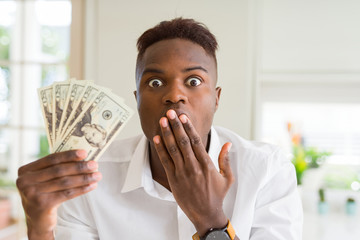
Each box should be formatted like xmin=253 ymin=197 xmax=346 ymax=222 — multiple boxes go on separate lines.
xmin=121 ymin=135 xmax=149 ymax=193
xmin=121 ymin=127 xmax=222 ymax=193
xmin=208 ymin=126 xmax=221 ymax=172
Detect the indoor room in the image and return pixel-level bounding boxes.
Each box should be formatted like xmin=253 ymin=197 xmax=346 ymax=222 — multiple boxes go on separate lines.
xmin=0 ymin=0 xmax=359 ymax=239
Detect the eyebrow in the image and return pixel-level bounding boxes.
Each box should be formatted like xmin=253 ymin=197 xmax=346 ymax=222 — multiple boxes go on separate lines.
xmin=141 ymin=66 xmax=208 ymax=79
xmin=183 ymin=66 xmax=208 ymax=73
xmin=142 ymin=68 xmax=164 ymax=76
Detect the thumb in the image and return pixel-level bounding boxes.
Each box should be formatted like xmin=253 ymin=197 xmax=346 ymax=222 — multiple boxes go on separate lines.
xmin=218 ymin=142 xmax=234 ymax=183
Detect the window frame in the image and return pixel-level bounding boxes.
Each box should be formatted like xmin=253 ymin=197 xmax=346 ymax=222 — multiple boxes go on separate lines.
xmin=0 ymin=0 xmax=85 ymax=181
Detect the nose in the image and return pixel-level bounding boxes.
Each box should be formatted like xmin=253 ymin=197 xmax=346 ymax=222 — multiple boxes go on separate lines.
xmin=162 ymin=85 xmax=188 ymax=104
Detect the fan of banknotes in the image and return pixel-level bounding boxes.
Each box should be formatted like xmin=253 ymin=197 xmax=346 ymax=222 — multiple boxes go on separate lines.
xmin=38 ymin=78 xmax=133 ymax=161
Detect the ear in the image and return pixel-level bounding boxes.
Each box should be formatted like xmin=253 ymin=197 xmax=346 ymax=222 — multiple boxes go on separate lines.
xmin=133 ymin=90 xmax=137 ymax=102
xmin=215 ymin=86 xmax=222 ymax=111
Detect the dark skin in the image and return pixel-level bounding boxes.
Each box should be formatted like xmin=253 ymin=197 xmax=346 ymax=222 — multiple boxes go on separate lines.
xmin=16 ymin=38 xmax=236 ymax=239
xmin=135 ymin=39 xmax=236 ymax=237
xmin=16 ymin=150 xmax=101 ymax=240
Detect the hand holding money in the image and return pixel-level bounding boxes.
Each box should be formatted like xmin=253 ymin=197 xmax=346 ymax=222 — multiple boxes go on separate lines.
xmin=17 ymin=150 xmax=100 ymax=240
xmin=38 ymin=78 xmax=133 ymax=160
xmin=16 ymin=79 xmax=133 ymax=239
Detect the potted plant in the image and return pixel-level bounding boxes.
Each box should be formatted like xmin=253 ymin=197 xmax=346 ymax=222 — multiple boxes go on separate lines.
xmin=346 ymin=198 xmax=356 ymax=216
xmin=305 ymin=147 xmax=331 ymax=169
xmin=287 ymin=122 xmax=331 ymax=185
xmin=318 ymin=188 xmax=328 ymax=215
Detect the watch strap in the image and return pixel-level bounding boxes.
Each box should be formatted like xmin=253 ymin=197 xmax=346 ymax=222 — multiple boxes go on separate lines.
xmin=226 ymin=220 xmax=235 ymax=240
xmin=192 ymin=220 xmax=235 ymax=240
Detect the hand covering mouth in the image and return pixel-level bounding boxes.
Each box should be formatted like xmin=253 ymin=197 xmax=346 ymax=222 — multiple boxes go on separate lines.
xmin=162 ymin=106 xmax=189 ymax=119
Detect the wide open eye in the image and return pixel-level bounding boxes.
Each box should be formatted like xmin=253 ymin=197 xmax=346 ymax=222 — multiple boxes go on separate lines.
xmin=185 ymin=77 xmax=202 ymax=87
xmin=148 ymin=79 xmax=163 ymax=88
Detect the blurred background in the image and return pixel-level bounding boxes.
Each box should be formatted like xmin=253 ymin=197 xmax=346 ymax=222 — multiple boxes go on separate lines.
xmin=0 ymin=0 xmax=359 ymax=239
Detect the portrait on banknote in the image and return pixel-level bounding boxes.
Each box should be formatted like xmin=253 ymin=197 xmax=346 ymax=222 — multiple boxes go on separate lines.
xmin=71 ymin=110 xmax=107 ymax=149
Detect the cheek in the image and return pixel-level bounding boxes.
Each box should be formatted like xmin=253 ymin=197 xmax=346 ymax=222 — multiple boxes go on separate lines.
xmin=193 ymin=93 xmax=217 ymax=124
xmin=136 ymin=91 xmax=163 ymax=138
xmin=137 ymin=90 xmax=154 ymax=109
xmin=193 ymin=90 xmax=217 ymax=112
xmin=137 ymin=94 xmax=154 ymax=119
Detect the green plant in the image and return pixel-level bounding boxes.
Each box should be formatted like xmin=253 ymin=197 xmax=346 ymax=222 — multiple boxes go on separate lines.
xmin=291 ymin=144 xmax=331 ymax=185
xmin=319 ymin=188 xmax=325 ymax=202
xmin=37 ymin=134 xmax=50 ymax=158
xmin=0 ymin=175 xmax=15 ymax=189
xmin=287 ymin=122 xmax=331 ymax=185
xmin=305 ymin=147 xmax=331 ymax=168
xmin=0 ymin=175 xmax=15 ymax=200
xmin=290 ymin=139 xmax=331 ymax=185
xmin=0 ymin=26 xmax=10 ymax=60
xmin=322 ymin=166 xmax=359 ymax=190
xmin=0 ymin=179 xmax=13 ymax=187
xmin=292 ymin=145 xmax=307 ymax=185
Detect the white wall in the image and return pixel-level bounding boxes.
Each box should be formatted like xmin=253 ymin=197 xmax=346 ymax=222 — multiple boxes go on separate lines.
xmin=260 ymin=0 xmax=360 ymax=72
xmin=84 ymin=0 xmax=254 ymax=140
xmin=252 ymin=0 xmax=360 ymax=140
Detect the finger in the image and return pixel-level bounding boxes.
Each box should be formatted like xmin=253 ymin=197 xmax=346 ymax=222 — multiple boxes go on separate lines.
xmin=18 ymin=150 xmax=87 ymax=175
xmin=218 ymin=142 xmax=234 ymax=185
xmin=159 ymin=116 xmax=184 ymax=170
xmin=179 ymin=114 xmax=210 ymax=166
xmin=166 ymin=110 xmax=197 ymax=167
xmin=153 ymin=135 xmax=175 ymax=175
xmin=23 ymin=161 xmax=99 ymax=184
xmin=36 ymin=171 xmax=102 ymax=193
xmin=48 ymin=182 xmax=99 ymax=207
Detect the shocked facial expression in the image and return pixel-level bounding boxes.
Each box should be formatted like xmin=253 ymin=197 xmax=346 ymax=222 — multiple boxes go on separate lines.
xmin=135 ymin=38 xmax=221 ymax=147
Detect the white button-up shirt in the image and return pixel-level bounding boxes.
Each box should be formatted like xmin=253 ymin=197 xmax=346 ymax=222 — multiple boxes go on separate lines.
xmin=56 ymin=126 xmax=303 ymax=240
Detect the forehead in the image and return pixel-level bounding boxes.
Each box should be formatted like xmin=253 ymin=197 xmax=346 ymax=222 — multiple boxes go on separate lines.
xmin=136 ymin=39 xmax=217 ymax=80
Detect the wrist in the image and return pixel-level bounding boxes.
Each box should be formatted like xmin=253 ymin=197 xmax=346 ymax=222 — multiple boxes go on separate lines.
xmin=28 ymin=229 xmax=54 ymax=240
xmin=193 ymin=219 xmax=236 ymax=240
xmin=27 ymin=221 xmax=55 ymax=240
xmin=194 ymin=213 xmax=228 ymax=237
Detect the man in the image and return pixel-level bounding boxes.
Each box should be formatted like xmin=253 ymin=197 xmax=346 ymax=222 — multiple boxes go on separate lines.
xmin=16 ymin=18 xmax=302 ymax=240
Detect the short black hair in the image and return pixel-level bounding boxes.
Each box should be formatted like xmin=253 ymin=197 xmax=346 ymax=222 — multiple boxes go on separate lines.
xmin=136 ymin=18 xmax=218 ymax=71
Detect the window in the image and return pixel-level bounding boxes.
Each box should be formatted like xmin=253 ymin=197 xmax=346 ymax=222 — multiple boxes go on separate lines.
xmin=261 ymin=102 xmax=360 ymax=165
xmin=253 ymin=0 xmax=360 ymax=188
xmin=255 ymin=0 xmax=360 ymax=163
xmin=0 ymin=0 xmax=72 ymax=182
xmin=250 ymin=2 xmax=360 ymax=239
xmin=0 ymin=0 xmax=80 ymax=236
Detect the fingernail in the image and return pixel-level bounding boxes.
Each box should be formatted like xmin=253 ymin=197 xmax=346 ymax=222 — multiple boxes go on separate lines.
xmin=87 ymin=161 xmax=98 ymax=170
xmin=93 ymin=172 xmax=102 ymax=180
xmin=77 ymin=150 xmax=88 ymax=159
xmin=88 ymin=182 xmax=98 ymax=189
xmin=179 ymin=114 xmax=187 ymax=123
xmin=167 ymin=109 xmax=176 ymax=120
xmin=153 ymin=135 xmax=160 ymax=144
xmin=160 ymin=117 xmax=168 ymax=127
xmin=227 ymin=143 xmax=232 ymax=152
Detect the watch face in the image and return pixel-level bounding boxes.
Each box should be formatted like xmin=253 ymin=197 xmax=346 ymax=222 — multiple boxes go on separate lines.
xmin=205 ymin=230 xmax=231 ymax=240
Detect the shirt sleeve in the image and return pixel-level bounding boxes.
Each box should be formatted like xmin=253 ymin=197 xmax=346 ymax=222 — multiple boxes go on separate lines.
xmin=55 ymin=195 xmax=99 ymax=240
xmin=250 ymin=148 xmax=303 ymax=240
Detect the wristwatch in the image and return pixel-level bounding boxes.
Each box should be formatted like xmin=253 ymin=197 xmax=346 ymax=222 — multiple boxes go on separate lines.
xmin=192 ymin=220 xmax=235 ymax=240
